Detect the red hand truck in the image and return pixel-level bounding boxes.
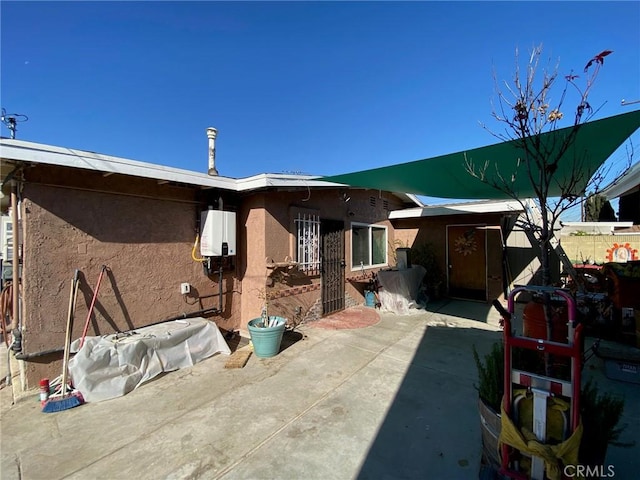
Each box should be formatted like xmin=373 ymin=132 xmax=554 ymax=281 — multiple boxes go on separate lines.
xmin=494 ymin=286 xmax=583 ymax=479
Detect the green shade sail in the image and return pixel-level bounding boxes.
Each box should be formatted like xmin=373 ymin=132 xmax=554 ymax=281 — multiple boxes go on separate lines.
xmin=323 ymin=110 xmax=640 ymax=200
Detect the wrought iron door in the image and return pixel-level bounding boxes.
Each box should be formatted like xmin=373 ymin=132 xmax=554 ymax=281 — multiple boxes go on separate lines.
xmin=321 ymin=219 xmax=345 ymax=316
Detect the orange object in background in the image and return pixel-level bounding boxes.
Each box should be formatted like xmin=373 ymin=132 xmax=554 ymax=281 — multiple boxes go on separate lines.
xmin=602 ymin=261 xmax=640 ymax=310
xmin=523 ymin=299 xmax=569 ymax=343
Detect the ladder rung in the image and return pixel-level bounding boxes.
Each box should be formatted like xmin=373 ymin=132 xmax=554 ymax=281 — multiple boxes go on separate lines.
xmin=512 ymin=369 xmax=573 ymax=396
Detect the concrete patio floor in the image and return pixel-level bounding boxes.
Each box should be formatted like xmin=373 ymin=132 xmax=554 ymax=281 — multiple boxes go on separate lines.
xmin=1 ymin=299 xmax=638 ymax=480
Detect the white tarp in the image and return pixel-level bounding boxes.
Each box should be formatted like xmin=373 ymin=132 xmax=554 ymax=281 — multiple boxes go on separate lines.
xmin=68 ymin=318 xmax=231 ymax=403
xmin=376 ymin=265 xmax=427 ymax=315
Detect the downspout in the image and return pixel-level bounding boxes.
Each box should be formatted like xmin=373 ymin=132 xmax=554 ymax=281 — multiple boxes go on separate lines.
xmin=10 ymin=180 xmax=19 ymax=332
xmin=219 ymin=264 xmax=224 ymax=315
xmin=218 ymin=196 xmax=224 ymax=315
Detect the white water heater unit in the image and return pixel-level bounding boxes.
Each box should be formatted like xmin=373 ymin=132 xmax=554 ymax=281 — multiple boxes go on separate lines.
xmin=200 ymin=209 xmax=236 ymax=257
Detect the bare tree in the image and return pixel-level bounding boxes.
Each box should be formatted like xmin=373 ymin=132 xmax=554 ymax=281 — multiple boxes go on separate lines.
xmin=465 ymin=46 xmax=637 ymax=349
xmin=466 ymin=45 xmax=628 ymax=287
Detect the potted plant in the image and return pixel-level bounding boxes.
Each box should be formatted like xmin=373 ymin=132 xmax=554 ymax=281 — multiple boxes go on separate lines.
xmin=411 ymin=242 xmax=444 ymax=299
xmin=248 ymin=288 xmax=286 ymax=358
xmin=466 ymin=46 xmax=637 ymax=474
xmin=473 ymin=343 xmax=504 ymax=469
xmin=473 ymin=342 xmax=630 ymax=475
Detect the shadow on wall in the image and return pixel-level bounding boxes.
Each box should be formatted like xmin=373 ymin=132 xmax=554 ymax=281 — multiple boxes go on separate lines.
xmin=76 ymin=268 xmax=136 ymax=338
xmin=27 ymin=185 xmax=196 ymax=244
xmin=507 ymin=244 xmax=562 ymax=286
xmin=506 ymin=245 xmax=540 ymax=284
xmin=356 ymin=317 xmax=502 ymax=479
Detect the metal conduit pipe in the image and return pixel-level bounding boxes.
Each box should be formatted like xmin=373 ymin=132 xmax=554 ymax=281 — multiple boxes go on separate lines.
xmin=10 ymin=181 xmax=19 ymax=331
xmin=141 ymin=306 xmax=221 ymax=329
xmin=15 ymin=347 xmax=64 ymax=361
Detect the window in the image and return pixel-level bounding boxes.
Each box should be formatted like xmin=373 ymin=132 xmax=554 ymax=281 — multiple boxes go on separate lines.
xmin=1 ymin=216 xmax=12 ymax=261
xmin=295 ymin=213 xmax=320 ymax=273
xmin=351 ymin=223 xmax=387 ymax=269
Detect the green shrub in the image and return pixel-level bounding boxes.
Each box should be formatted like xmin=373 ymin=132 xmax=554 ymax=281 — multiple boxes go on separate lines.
xmin=473 ymin=342 xmax=504 ymax=411
xmin=579 ymin=379 xmax=631 ymax=466
xmin=473 ymin=341 xmax=631 ymax=466
xmin=411 ymin=242 xmax=443 ymax=289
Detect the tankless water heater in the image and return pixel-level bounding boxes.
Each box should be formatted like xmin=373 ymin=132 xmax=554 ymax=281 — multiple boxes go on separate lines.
xmin=200 ymin=209 xmax=236 ymax=257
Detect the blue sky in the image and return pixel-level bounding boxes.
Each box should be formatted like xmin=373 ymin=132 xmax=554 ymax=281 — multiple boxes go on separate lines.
xmin=2 ymin=1 xmax=639 ymax=214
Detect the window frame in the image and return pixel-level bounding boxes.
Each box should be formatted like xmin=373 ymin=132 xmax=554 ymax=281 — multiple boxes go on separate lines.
xmin=350 ymin=222 xmax=388 ymax=271
xmin=294 ymin=212 xmax=321 ymax=274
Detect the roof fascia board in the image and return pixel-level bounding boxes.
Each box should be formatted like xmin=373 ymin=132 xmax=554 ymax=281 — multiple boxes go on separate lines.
xmin=562 ymin=221 xmax=633 ymax=227
xmin=233 ymin=174 xmax=344 ymax=191
xmin=601 ymin=161 xmax=640 ymax=199
xmin=1 ymin=139 xmax=430 ymax=205
xmin=1 ymin=139 xmax=238 ymax=190
xmin=389 ymin=200 xmax=524 ymax=219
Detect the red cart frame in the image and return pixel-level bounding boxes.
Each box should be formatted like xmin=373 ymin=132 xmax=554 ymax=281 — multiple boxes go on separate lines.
xmin=496 ymin=286 xmax=583 ymax=479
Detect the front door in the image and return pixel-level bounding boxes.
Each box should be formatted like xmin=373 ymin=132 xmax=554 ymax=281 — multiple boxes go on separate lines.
xmin=447 ymin=225 xmax=487 ymax=301
xmin=321 ymin=219 xmax=345 ymax=315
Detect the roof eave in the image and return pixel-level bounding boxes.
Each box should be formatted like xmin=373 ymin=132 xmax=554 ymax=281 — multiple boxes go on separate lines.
xmin=389 ymin=199 xmax=524 ymax=219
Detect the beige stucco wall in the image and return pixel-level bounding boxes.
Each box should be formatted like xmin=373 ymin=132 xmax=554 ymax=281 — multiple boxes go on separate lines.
xmin=561 ymin=234 xmax=640 ymax=264
xmin=14 ymin=161 xmax=409 ymax=389
xmin=238 ymin=188 xmax=405 ymax=329
xmin=238 ymin=193 xmax=268 ymax=327
xmin=17 ymin=167 xmax=241 ymax=388
xmin=393 ymin=213 xmax=514 ymax=301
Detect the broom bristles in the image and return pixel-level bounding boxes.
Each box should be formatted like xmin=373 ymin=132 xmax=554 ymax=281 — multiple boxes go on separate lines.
xmin=42 ymin=391 xmax=84 ymax=413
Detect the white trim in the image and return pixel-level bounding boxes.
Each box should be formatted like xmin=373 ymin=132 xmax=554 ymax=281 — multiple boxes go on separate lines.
xmin=560 ymin=221 xmax=634 ymax=236
xmin=350 ymin=222 xmax=388 ymax=270
xmin=1 ymin=139 xmax=236 ymax=189
xmin=602 ymin=161 xmax=640 ymax=199
xmin=0 ymin=138 xmax=423 ymax=206
xmin=561 ymin=222 xmax=633 ymax=227
xmin=389 ymin=199 xmax=523 ymax=219
xmin=0 ymin=139 xmax=351 ymax=191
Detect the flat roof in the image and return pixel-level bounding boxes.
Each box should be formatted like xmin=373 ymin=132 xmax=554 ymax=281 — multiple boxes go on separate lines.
xmin=0 ymin=137 xmax=422 ymax=206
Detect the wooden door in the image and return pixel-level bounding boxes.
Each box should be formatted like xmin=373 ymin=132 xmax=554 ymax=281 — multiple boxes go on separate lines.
xmin=447 ymin=225 xmax=487 ymax=301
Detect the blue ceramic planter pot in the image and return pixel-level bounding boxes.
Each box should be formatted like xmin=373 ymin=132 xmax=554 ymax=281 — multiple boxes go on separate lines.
xmin=247 ymin=316 xmax=286 ymax=358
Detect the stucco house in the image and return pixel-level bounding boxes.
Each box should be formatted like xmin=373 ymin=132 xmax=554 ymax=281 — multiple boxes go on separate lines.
xmin=389 ymin=200 xmax=531 ymax=302
xmin=1 ymin=135 xmax=423 ymax=390
xmin=1 ymin=132 xmax=560 ymax=394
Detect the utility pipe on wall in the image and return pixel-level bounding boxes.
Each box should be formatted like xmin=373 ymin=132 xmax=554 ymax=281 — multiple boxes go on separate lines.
xmin=10 ymin=181 xmax=19 ymax=332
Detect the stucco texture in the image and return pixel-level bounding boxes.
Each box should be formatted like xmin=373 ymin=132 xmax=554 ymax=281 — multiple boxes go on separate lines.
xmin=392 ymin=213 xmax=508 ymax=301
xmin=239 ymin=189 xmax=405 ymax=329
xmin=20 ymin=180 xmax=239 ymax=387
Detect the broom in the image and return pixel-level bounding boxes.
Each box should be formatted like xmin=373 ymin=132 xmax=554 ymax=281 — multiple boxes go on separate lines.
xmin=43 ymin=270 xmax=85 ymax=413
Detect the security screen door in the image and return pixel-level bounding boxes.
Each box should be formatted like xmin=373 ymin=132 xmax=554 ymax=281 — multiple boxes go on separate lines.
xmin=321 ymin=219 xmax=345 ymax=315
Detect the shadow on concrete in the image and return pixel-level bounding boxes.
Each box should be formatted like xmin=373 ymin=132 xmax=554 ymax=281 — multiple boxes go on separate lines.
xmin=425 ymin=298 xmax=497 ymax=323
xmin=280 ymin=329 xmax=305 ymax=352
xmin=357 ymin=308 xmax=502 ymax=479
xmin=356 ymin=299 xmax=640 ymax=479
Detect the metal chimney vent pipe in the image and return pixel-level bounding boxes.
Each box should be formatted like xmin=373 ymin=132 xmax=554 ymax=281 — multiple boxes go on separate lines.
xmin=206 ymin=127 xmax=218 ymax=176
